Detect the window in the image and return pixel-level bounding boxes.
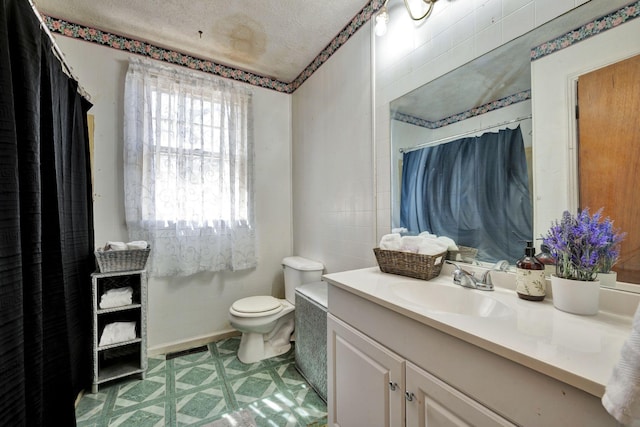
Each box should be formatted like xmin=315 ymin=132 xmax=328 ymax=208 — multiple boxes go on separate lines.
xmin=124 ymin=58 xmax=255 ymax=277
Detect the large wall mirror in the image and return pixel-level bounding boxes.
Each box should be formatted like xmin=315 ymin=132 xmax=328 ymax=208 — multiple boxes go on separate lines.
xmin=389 ymin=0 xmax=639 ymax=288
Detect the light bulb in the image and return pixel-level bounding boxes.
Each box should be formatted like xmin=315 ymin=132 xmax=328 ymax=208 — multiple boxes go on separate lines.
xmin=375 ymin=7 xmax=389 ymax=36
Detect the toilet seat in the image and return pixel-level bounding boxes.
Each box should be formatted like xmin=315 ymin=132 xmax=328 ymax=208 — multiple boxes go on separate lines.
xmin=230 ymin=296 xmax=283 ymax=318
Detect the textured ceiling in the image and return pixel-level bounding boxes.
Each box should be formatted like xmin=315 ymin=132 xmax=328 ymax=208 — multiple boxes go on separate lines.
xmin=33 ymin=0 xmax=370 ymax=82
xmin=391 ymin=0 xmax=630 ymax=123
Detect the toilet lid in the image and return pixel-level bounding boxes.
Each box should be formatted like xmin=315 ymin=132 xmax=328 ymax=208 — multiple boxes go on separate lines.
xmin=231 ymin=296 xmax=282 ymax=314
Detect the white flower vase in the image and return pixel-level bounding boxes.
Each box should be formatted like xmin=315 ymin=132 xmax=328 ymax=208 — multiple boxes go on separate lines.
xmin=597 ymin=271 xmax=617 ymax=288
xmin=550 ymin=275 xmax=600 ymax=315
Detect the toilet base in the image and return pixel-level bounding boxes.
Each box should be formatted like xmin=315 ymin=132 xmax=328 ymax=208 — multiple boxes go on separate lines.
xmin=237 ymin=315 xmax=295 ymax=364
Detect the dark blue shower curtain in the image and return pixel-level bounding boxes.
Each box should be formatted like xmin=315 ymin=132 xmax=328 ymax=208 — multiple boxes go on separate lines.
xmin=0 ymin=0 xmax=94 ymax=425
xmin=400 ymin=126 xmax=532 ymax=262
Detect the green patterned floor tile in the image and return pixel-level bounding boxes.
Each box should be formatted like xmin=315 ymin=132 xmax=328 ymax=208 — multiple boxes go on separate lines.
xmin=146 ymin=355 xmax=167 ymax=375
xmin=113 ymin=374 xmax=166 ymax=409
xmin=220 ymin=354 xmax=267 ymax=379
xmin=175 ymin=386 xmax=230 ymax=426
xmin=215 ymin=337 xmax=240 ymax=357
xmin=107 ymin=402 xmax=165 ymax=427
xmin=172 ymin=349 xmax=214 ymax=368
xmin=245 ymin=398 xmax=301 ymax=427
xmin=263 ymin=345 xmax=296 ymax=367
xmin=288 ymin=386 xmax=327 ymax=424
xmin=174 ymin=363 xmax=221 ymax=392
xmin=228 ymin=370 xmax=279 ymax=405
xmin=75 ymin=390 xmax=109 ymax=422
xmin=77 ymin=340 xmax=325 ymax=427
xmin=273 ymin=361 xmax=309 ymax=391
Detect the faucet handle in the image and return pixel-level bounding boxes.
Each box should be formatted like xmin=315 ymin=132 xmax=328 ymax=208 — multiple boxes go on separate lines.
xmin=493 ymin=260 xmax=509 ymax=271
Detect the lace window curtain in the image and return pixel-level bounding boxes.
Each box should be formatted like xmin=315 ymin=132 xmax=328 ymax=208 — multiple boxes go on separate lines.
xmin=124 ymin=58 xmax=256 ymax=277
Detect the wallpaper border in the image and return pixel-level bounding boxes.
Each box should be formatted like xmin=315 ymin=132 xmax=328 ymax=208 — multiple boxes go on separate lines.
xmin=44 ymin=1 xmax=635 ymax=94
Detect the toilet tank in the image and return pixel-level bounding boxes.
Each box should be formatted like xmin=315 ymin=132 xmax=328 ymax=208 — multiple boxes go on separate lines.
xmin=282 ymin=256 xmax=324 ymax=304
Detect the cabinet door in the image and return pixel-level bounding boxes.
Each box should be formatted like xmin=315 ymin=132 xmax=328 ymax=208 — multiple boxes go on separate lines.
xmin=328 ymin=314 xmax=405 ymax=427
xmin=405 ymin=362 xmax=515 ymax=427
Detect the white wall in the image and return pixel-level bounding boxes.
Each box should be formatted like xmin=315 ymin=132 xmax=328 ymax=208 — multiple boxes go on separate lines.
xmin=291 ymin=23 xmax=375 ymax=273
xmin=56 ymin=37 xmax=293 ymax=353
xmin=374 ymin=0 xmax=597 ymax=241
xmin=531 ymin=17 xmax=640 ymax=242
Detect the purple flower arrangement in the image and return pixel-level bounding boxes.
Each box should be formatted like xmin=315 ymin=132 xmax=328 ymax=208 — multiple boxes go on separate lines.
xmin=542 ymin=208 xmax=625 ymax=281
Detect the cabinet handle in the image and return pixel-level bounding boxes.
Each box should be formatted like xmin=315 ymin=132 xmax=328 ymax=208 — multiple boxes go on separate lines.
xmin=405 ymin=391 xmax=415 ymax=402
xmin=389 ymin=381 xmax=398 ymax=391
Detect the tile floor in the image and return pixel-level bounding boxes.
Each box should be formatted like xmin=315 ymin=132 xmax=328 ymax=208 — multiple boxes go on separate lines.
xmin=75 ymin=337 xmax=327 ymax=426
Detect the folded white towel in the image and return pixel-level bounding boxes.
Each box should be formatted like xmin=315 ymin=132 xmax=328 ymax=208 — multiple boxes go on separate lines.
xmin=126 ymin=240 xmax=148 ymax=250
xmin=400 ymin=236 xmax=424 ymax=253
xmin=391 ymin=227 xmax=408 ymax=234
xmin=99 ymin=321 xmax=137 ymax=347
xmin=417 ymin=239 xmax=449 ymax=256
xmin=602 ymin=303 xmax=640 ymax=425
xmin=436 ymin=236 xmax=459 ymax=251
xmin=418 ymin=231 xmax=437 ymax=239
xmin=99 ymin=286 xmax=133 ymax=309
xmin=104 ymin=241 xmax=127 ymax=251
xmin=379 ymin=234 xmax=402 ymax=251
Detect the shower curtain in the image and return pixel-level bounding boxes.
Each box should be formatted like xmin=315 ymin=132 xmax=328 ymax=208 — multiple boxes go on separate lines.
xmin=0 ymin=0 xmax=94 ymax=425
xmin=400 ymin=126 xmax=532 ymax=262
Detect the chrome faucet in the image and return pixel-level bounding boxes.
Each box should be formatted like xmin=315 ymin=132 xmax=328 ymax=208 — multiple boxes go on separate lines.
xmin=447 ymin=260 xmax=509 ymax=291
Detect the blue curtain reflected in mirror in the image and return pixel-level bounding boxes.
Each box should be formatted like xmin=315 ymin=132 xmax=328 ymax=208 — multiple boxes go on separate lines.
xmin=400 ymin=126 xmax=532 ymax=263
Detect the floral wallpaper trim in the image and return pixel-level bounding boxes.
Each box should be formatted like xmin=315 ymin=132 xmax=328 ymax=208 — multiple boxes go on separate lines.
xmin=43 ymin=1 xmax=384 ymax=94
xmin=531 ymin=1 xmax=639 ymax=61
xmin=43 ymin=15 xmax=291 ymax=93
xmin=392 ymin=90 xmax=531 ymax=130
xmin=289 ymin=0 xmax=384 ymax=91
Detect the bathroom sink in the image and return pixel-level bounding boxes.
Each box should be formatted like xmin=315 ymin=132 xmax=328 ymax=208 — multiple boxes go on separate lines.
xmin=388 ymin=281 xmax=513 ymax=318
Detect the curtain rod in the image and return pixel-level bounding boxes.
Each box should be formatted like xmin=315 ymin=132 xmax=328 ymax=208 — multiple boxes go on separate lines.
xmin=399 ymin=115 xmax=532 ymax=153
xmin=28 ymin=0 xmax=91 ymax=101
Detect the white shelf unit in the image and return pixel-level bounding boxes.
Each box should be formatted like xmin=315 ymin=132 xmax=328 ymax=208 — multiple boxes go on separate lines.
xmin=91 ymin=269 xmax=147 ymax=393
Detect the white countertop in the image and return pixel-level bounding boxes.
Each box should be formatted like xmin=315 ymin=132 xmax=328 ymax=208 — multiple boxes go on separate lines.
xmin=323 ymin=266 xmax=634 ymax=397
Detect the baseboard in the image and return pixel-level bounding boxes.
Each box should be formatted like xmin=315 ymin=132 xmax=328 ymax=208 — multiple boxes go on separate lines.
xmin=147 ymin=329 xmax=241 ymax=356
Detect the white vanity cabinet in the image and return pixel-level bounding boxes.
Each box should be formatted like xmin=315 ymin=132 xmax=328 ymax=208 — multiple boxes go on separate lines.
xmin=405 ymin=361 xmax=514 ymax=427
xmin=328 ymin=314 xmax=514 ymax=427
xmin=325 ymin=272 xmax=619 ymax=427
xmin=328 ymin=314 xmax=405 ymax=426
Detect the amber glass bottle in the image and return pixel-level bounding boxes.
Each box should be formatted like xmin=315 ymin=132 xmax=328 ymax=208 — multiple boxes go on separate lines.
xmin=516 ymin=241 xmax=546 ymax=301
xmin=536 ymin=243 xmax=556 ymax=278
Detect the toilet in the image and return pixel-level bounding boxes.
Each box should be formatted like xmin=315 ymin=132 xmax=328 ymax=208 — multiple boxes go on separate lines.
xmin=228 ymin=256 xmax=324 ymax=364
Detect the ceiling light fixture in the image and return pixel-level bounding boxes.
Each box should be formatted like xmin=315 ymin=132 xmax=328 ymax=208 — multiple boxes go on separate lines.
xmin=375 ymin=6 xmax=390 ymax=36
xmin=375 ymin=0 xmax=439 ymax=36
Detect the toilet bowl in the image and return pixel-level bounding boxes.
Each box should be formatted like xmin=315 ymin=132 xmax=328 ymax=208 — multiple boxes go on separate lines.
xmin=228 ymin=257 xmax=324 ymax=364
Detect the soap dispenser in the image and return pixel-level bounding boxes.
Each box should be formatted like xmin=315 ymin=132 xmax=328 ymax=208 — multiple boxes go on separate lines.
xmin=536 ymin=243 xmax=556 ymax=278
xmin=516 ymin=241 xmax=546 ymax=301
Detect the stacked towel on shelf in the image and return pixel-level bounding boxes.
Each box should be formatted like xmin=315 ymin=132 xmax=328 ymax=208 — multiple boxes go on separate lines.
xmin=104 ymin=241 xmax=127 ymax=251
xmin=99 ymin=286 xmax=133 ymax=309
xmin=99 ymin=321 xmax=137 ymax=347
xmin=602 ymin=303 xmax=640 ymax=426
xmin=102 ymin=240 xmax=148 ymax=251
xmin=126 ymin=240 xmax=148 ymax=250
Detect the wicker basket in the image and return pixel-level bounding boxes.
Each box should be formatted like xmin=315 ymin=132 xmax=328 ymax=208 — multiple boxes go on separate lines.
xmin=95 ymin=247 xmax=150 ymax=273
xmin=373 ymin=248 xmax=447 ymax=281
xmin=446 ymin=245 xmax=478 ymax=262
